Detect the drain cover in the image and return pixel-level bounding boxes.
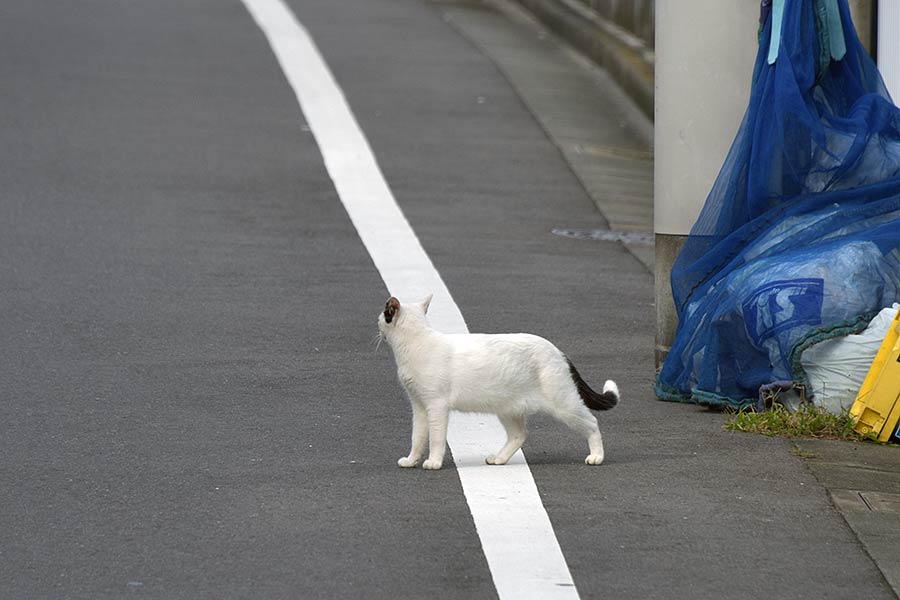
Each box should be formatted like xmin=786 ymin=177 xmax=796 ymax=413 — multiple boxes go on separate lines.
xmin=831 ymin=490 xmax=900 ymax=514
xmin=551 ymin=227 xmax=654 ymax=246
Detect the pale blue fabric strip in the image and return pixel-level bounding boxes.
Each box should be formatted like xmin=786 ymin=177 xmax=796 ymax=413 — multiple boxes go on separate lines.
xmin=767 ymin=0 xmax=786 ymax=65
xmin=823 ymin=0 xmax=847 ymax=61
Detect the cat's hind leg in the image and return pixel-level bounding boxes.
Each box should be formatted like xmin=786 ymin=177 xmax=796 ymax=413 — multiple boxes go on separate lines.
xmin=398 ymin=400 xmax=428 ymax=468
xmin=554 ymin=404 xmax=604 ymax=465
xmin=585 ymin=429 xmax=604 ymax=465
xmin=486 ymin=413 xmax=527 ymax=465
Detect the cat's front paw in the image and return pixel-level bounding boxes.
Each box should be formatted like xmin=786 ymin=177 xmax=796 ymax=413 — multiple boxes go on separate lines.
xmin=398 ymin=457 xmax=418 ymax=468
xmin=585 ymin=453 xmax=604 ymax=465
xmin=485 ymin=455 xmax=508 ymax=465
xmin=421 ymin=459 xmax=443 ymax=470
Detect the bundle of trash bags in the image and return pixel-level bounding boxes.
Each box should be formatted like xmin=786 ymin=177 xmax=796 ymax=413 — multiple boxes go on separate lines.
xmin=656 ymin=0 xmax=900 ymax=410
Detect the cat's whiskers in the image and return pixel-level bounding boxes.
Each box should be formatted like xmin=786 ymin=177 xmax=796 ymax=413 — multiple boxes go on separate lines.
xmin=373 ymin=332 xmax=384 ymax=353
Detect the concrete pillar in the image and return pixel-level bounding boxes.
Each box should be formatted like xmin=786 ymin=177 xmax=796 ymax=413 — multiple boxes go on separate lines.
xmin=653 ymin=0 xmax=759 ymax=367
xmin=878 ymin=0 xmax=900 ymax=99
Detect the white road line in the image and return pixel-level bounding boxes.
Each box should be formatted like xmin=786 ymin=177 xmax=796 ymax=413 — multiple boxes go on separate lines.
xmin=240 ymin=1 xmax=580 ymax=597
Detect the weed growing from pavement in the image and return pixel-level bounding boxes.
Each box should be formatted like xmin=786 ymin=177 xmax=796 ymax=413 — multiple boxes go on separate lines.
xmin=724 ymin=403 xmax=879 ymax=442
xmin=790 ymin=446 xmax=818 ymax=458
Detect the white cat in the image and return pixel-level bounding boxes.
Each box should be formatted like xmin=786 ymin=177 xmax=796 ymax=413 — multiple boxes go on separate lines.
xmin=377 ymin=294 xmax=619 ymax=470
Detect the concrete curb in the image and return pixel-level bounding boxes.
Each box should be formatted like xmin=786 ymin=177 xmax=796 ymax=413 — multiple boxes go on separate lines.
xmin=512 ymin=0 xmax=654 ymax=120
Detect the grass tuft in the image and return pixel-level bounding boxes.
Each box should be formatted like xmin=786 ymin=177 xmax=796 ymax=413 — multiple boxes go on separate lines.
xmin=724 ymin=403 xmax=877 ymax=442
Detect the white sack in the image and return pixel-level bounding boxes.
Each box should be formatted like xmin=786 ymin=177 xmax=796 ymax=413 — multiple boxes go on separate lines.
xmin=801 ymin=304 xmax=900 ymax=414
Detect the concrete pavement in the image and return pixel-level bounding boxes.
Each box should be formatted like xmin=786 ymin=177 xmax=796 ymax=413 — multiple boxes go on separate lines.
xmin=510 ymin=0 xmax=900 ymax=595
xmin=797 ymin=438 xmax=900 ymax=595
xmin=0 ymin=0 xmax=897 ymax=598
xmin=442 ymin=0 xmax=654 ymax=271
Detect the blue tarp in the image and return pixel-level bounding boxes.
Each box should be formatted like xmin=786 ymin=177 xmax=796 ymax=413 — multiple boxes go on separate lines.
xmin=656 ymin=0 xmax=900 ymax=408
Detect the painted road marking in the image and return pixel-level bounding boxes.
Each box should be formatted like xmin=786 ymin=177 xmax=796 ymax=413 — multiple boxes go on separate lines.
xmin=239 ymin=1 xmax=580 ymax=597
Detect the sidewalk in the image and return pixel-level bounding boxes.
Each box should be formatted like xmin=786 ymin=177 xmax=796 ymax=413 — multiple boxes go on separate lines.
xmin=492 ymin=0 xmax=900 ymax=595
xmin=797 ymin=438 xmax=900 ymax=594
xmin=442 ymin=0 xmax=654 ymax=272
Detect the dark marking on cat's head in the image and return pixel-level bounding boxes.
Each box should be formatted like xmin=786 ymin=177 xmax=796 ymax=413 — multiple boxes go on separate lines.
xmin=383 ymin=297 xmax=400 ymax=324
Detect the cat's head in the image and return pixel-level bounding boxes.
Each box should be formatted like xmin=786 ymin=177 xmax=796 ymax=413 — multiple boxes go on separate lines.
xmin=377 ymin=294 xmax=433 ymax=339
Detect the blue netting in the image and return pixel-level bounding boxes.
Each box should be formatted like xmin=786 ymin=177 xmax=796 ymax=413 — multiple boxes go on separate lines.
xmin=656 ymin=0 xmax=900 ymax=409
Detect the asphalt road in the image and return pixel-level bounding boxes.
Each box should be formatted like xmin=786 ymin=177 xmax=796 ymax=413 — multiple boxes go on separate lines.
xmin=1 ymin=1 xmax=895 ymax=599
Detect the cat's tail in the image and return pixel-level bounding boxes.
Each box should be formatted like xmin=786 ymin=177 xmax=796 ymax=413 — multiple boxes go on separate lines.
xmin=566 ymin=359 xmax=619 ymax=411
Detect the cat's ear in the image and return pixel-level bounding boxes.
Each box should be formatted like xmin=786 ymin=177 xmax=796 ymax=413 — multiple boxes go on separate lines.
xmin=421 ymin=293 xmax=433 ymax=314
xmin=384 ymin=297 xmax=400 ymax=324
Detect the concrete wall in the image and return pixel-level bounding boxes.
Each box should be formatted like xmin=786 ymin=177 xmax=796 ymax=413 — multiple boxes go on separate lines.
xmin=575 ymin=0 xmax=654 ymax=48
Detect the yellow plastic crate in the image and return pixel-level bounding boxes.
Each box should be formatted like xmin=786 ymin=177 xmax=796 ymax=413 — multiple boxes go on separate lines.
xmin=851 ymin=309 xmax=900 ymax=442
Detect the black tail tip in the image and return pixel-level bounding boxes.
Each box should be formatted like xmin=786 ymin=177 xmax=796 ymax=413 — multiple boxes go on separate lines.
xmin=568 ymin=359 xmax=619 ymax=411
